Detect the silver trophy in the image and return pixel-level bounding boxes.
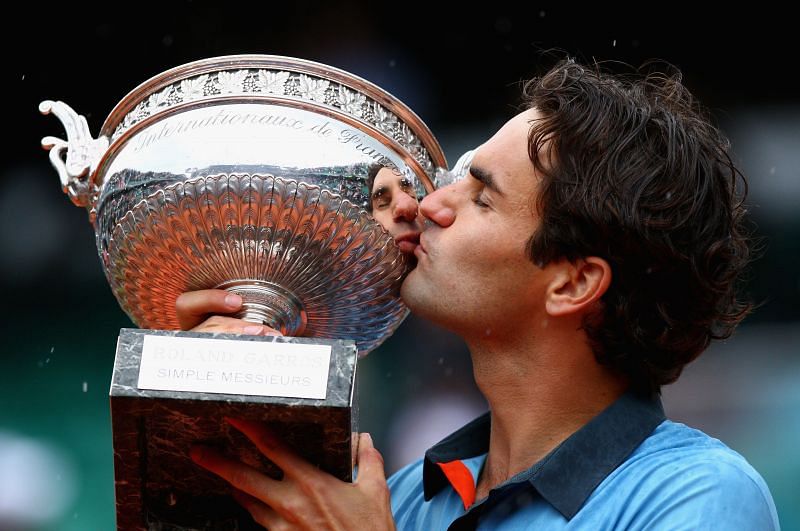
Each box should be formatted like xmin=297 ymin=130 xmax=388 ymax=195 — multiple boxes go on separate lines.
xmin=40 ymin=55 xmax=448 ymax=529
xmin=40 ymin=54 xmax=448 ymax=353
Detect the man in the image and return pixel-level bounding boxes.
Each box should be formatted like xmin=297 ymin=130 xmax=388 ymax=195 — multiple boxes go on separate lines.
xmin=365 ymin=163 xmax=424 ymax=255
xmin=179 ymin=59 xmax=780 ymax=529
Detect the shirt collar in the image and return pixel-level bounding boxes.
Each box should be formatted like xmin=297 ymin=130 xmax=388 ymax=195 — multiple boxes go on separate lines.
xmin=422 ymin=391 xmax=666 ymax=520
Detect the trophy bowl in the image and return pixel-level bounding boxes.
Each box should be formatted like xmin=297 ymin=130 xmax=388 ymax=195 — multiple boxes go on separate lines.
xmin=40 ymin=55 xmax=448 ymax=353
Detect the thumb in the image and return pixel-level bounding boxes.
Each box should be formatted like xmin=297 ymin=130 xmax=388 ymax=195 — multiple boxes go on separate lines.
xmin=356 ymin=432 xmax=387 ymax=483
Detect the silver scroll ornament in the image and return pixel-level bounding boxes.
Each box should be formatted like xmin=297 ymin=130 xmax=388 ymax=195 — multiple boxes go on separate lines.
xmin=40 ymin=55 xmax=449 ymax=354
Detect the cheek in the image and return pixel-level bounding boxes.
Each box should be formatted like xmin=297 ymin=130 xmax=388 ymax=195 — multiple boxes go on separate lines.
xmin=371 ymin=211 xmax=392 ymax=231
xmin=456 ymin=235 xmax=536 ymax=289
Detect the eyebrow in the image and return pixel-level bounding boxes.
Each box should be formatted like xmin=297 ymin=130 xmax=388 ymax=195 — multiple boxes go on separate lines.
xmin=469 ymin=165 xmax=504 ymax=197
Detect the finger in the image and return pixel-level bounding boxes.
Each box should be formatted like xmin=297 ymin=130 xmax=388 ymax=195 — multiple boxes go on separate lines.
xmin=176 ymin=289 xmax=242 ymax=329
xmin=225 ymin=418 xmax=316 ymax=479
xmin=190 ymin=445 xmax=288 ymax=505
xmin=356 ymin=432 xmax=387 ymax=484
xmin=231 ymin=489 xmax=285 ymax=529
xmin=191 ymin=315 xmax=282 ymax=336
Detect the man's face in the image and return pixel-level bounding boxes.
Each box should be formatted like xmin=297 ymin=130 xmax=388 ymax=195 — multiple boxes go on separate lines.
xmin=370 ymin=167 xmax=423 ymax=254
xmin=401 ymin=109 xmax=549 ymax=337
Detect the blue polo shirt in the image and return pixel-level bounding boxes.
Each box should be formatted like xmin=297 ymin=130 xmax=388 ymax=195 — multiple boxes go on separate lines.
xmin=388 ymin=393 xmax=779 ymax=530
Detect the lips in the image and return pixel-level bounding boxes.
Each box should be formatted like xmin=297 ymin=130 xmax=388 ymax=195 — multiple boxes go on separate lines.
xmin=394 ymin=232 xmax=420 ymax=254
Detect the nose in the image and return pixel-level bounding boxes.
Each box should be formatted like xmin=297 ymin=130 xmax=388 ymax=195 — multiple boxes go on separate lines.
xmin=419 ymin=184 xmax=456 ymax=228
xmin=392 ymin=192 xmax=419 ymax=222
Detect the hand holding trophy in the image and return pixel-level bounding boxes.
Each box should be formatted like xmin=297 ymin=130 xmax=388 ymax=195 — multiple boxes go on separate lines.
xmin=40 ymin=55 xmax=448 ymax=530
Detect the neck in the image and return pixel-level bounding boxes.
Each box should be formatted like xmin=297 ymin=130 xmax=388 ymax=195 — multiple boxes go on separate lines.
xmin=465 ymin=319 xmax=627 ymax=501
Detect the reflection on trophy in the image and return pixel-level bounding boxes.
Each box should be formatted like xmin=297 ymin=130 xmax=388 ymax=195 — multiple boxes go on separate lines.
xmin=40 ymin=55 xmax=447 ymax=529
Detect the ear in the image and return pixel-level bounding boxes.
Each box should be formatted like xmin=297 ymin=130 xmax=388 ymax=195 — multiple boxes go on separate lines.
xmin=545 ymin=257 xmax=612 ymax=317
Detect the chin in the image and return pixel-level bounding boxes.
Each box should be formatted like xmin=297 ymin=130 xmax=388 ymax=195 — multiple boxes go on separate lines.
xmin=399 ymin=273 xmax=440 ymax=321
xmin=399 ymin=270 xmax=423 ymax=307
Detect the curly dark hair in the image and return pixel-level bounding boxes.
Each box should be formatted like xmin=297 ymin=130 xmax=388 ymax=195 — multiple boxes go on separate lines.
xmin=523 ymin=59 xmax=753 ymax=394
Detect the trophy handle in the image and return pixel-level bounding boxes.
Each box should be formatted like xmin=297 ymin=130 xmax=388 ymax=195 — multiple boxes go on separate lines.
xmin=39 ymin=100 xmax=109 ymax=210
xmin=434 ymin=148 xmax=477 ymax=188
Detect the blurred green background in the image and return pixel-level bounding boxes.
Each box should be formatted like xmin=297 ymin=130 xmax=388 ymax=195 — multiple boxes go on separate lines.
xmin=3 ymin=3 xmax=798 ymax=529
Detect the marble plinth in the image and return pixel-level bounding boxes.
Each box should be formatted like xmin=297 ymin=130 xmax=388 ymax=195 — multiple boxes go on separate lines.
xmin=110 ymin=328 xmax=358 ymax=530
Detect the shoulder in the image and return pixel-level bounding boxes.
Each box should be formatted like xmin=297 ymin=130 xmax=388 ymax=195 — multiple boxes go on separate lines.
xmin=595 ymin=420 xmax=780 ymax=529
xmin=387 ymin=458 xmax=425 ymax=502
xmin=387 ymin=459 xmax=430 ymax=527
xmin=630 ymin=420 xmax=769 ymax=485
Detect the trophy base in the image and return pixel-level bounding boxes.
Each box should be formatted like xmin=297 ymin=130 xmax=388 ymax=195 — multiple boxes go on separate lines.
xmin=215 ymin=279 xmax=307 ymax=335
xmin=110 ymin=328 xmax=357 ymax=530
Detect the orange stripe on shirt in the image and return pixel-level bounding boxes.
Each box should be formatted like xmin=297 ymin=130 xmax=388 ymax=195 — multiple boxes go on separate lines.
xmin=436 ymin=460 xmax=477 ymax=510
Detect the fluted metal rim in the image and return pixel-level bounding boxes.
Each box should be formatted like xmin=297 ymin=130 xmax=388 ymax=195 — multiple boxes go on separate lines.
xmin=92 ymin=94 xmax=436 ymax=201
xmin=100 ymin=54 xmax=447 ymax=170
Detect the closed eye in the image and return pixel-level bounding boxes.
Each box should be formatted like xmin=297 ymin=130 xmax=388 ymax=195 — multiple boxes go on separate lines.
xmin=473 ymin=189 xmax=491 ymax=208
